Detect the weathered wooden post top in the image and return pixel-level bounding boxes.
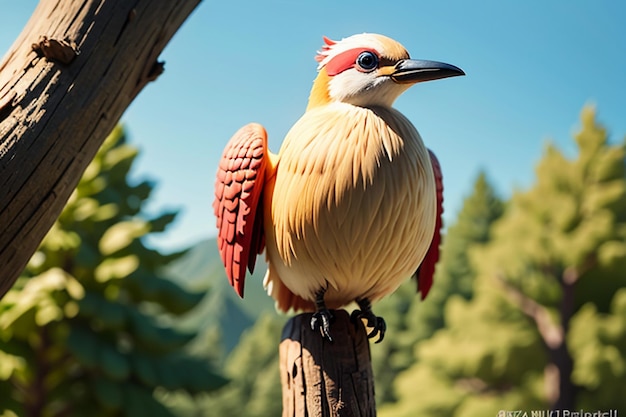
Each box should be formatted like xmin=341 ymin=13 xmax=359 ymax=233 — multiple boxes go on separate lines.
xmin=280 ymin=310 xmax=376 ymax=417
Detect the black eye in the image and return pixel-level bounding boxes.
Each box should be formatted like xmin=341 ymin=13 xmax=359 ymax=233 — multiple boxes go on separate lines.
xmin=356 ymin=51 xmax=379 ymax=72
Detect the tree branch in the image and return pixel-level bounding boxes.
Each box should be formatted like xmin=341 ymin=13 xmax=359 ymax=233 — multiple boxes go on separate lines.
xmin=0 ymin=0 xmax=201 ymax=297
xmin=496 ymin=271 xmax=579 ymax=410
xmin=495 ymin=274 xmax=563 ymax=349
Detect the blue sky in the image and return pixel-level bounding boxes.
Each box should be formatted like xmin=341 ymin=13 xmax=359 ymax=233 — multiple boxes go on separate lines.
xmin=2 ymin=1 xmax=625 ymax=251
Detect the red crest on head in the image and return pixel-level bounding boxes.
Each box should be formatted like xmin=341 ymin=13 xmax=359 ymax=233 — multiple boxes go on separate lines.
xmin=323 ymin=36 xmax=336 ymax=46
xmin=315 ymin=36 xmax=337 ymax=63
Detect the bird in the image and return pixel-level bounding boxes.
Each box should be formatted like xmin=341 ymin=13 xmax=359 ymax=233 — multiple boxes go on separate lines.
xmin=213 ymin=33 xmax=464 ymax=342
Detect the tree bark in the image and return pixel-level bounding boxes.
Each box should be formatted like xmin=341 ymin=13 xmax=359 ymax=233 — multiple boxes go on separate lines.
xmin=0 ymin=0 xmax=201 ymax=298
xmin=551 ymin=273 xmax=577 ymax=410
xmin=279 ymin=310 xmax=376 ymax=417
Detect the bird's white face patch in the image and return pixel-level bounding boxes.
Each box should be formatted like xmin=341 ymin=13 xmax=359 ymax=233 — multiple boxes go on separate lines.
xmin=327 ymin=68 xmax=411 ymax=107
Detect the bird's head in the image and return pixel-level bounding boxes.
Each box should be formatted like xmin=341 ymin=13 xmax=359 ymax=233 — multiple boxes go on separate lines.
xmin=307 ymin=33 xmax=464 ymax=110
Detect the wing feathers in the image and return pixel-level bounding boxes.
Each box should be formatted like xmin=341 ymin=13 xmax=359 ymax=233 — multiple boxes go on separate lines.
xmin=213 ymin=123 xmax=268 ymax=297
xmin=416 ymin=149 xmax=444 ymax=299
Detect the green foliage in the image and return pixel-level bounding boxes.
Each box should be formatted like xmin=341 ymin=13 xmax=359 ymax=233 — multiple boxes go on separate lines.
xmin=0 ymin=126 xmax=226 ymax=417
xmin=219 ymin=313 xmax=285 ymax=417
xmin=163 ymin=312 xmax=285 ymax=417
xmin=569 ymin=288 xmax=626 ymax=407
xmin=381 ymin=106 xmax=626 ymax=416
xmin=370 ymin=281 xmax=424 ymax=405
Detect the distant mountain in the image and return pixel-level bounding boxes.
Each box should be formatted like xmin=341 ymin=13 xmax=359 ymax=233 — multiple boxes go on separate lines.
xmin=165 ymin=238 xmax=277 ymax=356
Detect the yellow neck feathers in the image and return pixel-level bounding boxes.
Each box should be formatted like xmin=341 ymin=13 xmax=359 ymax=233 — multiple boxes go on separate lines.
xmin=306 ymin=68 xmax=332 ymax=111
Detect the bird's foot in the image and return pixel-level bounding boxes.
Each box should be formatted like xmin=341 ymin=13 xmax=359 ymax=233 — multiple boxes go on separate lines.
xmin=310 ymin=288 xmax=334 ymax=342
xmin=310 ymin=309 xmax=334 ymax=342
xmin=351 ymin=298 xmax=386 ymax=343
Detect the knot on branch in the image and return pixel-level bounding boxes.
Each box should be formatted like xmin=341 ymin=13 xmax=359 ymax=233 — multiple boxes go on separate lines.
xmin=146 ymin=60 xmax=165 ymax=82
xmin=31 ymin=36 xmax=79 ymax=65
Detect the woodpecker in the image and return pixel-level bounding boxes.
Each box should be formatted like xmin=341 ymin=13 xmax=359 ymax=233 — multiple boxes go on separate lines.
xmin=214 ymin=33 xmax=464 ymax=342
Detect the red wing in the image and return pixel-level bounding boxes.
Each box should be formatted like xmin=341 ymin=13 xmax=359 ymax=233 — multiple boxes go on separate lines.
xmin=213 ymin=123 xmax=268 ymax=298
xmin=415 ymin=149 xmax=444 ymax=299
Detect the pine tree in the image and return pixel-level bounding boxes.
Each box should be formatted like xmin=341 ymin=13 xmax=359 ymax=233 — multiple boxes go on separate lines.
xmin=380 ymin=106 xmax=626 ymax=416
xmin=165 ymin=312 xmax=286 ymax=417
xmin=372 ymin=171 xmax=503 ymax=405
xmin=0 ymin=126 xmax=226 ymax=417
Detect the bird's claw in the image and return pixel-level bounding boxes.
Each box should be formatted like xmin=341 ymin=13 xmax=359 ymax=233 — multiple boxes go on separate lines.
xmin=310 ymin=309 xmax=334 ymax=342
xmin=351 ymin=309 xmax=387 ymax=343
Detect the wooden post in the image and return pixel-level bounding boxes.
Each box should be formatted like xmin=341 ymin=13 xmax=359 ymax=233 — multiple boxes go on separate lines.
xmin=279 ymin=309 xmax=376 ymax=417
